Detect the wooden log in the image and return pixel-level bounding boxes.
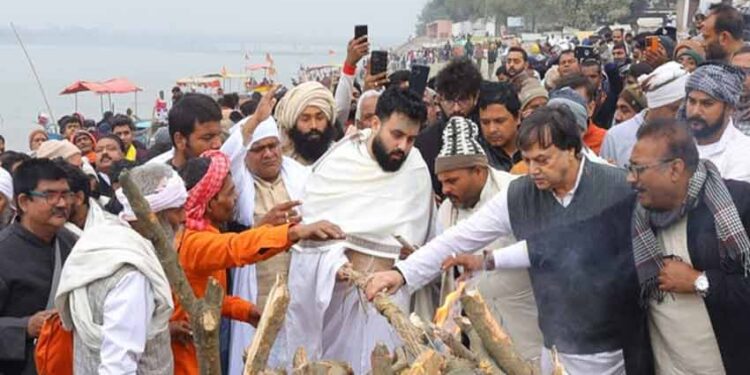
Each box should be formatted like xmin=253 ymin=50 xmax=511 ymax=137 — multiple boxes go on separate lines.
xmin=244 ymin=274 xmax=290 ymax=375
xmin=402 ymin=350 xmax=445 ymax=375
xmin=371 ymin=343 xmax=395 ymax=375
xmin=391 ymin=347 xmax=409 ymax=373
xmin=120 ymin=172 xmax=223 ymax=375
xmin=460 ymin=289 xmax=537 ymax=375
xmin=338 ymin=265 xmax=426 ymax=359
xmin=293 ymin=347 xmax=309 ymax=370
xmin=454 ymin=317 xmax=501 ymax=375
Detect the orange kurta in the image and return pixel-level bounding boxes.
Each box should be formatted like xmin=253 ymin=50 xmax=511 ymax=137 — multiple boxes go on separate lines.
xmin=171 ymin=223 xmax=292 ymax=375
xmin=583 ymin=121 xmax=607 ymax=155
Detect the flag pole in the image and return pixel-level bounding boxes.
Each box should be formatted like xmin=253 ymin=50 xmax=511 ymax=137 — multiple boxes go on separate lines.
xmin=10 ymin=22 xmax=56 ymax=127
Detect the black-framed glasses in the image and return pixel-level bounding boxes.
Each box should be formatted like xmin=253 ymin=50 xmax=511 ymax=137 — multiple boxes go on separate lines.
xmin=625 ymin=159 xmax=675 ymax=179
xmin=27 ymin=190 xmax=76 ymax=205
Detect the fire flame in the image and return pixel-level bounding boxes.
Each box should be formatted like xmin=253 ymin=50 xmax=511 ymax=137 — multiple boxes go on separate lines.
xmin=433 ymin=281 xmax=465 ymax=330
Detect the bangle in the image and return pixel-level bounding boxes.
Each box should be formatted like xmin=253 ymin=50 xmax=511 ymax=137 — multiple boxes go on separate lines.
xmin=483 ymin=250 xmax=496 ymax=271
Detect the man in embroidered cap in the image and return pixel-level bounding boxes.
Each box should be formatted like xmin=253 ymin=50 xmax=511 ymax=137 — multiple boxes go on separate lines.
xmin=274 ymin=81 xmax=337 ymax=165
xmin=685 ymin=62 xmax=750 ymax=182
xmin=435 ymin=116 xmax=542 ymax=362
xmin=627 ymin=116 xmax=750 ymax=374
xmin=172 ymin=149 xmax=343 ymax=375
xmin=601 ymin=61 xmax=689 ymax=167
xmin=286 ymin=87 xmax=434 ymax=374
xmin=220 ymin=89 xmax=313 ymax=373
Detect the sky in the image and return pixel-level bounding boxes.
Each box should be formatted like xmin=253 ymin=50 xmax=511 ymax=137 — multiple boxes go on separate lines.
xmin=1 ymin=0 xmax=429 ymax=45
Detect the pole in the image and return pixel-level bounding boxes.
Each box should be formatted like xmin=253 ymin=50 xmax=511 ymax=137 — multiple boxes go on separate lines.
xmin=134 ymin=91 xmax=138 ymax=118
xmin=75 ymin=93 xmax=78 ymax=112
xmin=10 ymin=22 xmax=56 ymax=130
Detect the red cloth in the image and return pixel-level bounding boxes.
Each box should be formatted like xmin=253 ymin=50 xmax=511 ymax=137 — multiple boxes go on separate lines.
xmin=185 ymin=150 xmax=230 ymax=230
xmin=583 ymin=121 xmax=607 ymax=155
xmin=342 ymin=62 xmax=356 ymax=76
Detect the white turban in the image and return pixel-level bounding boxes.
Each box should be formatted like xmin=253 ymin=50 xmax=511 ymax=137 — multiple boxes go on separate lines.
xmin=0 ymin=168 xmax=13 ymax=208
xmin=274 ymin=81 xmax=336 ymax=131
xmin=115 ymin=171 xmax=188 ymax=221
xmin=248 ymin=116 xmax=281 ymax=149
xmin=638 ymin=61 xmax=688 ymax=109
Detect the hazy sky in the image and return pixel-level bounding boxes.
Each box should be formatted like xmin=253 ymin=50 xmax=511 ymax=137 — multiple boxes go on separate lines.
xmin=2 ymin=0 xmax=428 ymax=43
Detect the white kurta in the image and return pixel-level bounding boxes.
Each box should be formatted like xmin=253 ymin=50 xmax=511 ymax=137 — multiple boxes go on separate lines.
xmin=221 ymin=124 xmax=310 ymax=375
xmin=437 ymin=168 xmax=542 ymax=362
xmin=649 ymin=217 xmax=725 ymax=375
xmin=286 ymin=129 xmax=435 ymax=374
xmin=697 ymin=121 xmax=750 ymax=183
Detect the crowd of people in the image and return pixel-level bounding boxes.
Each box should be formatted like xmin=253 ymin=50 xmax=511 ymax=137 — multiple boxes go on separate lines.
xmin=1 ymin=3 xmax=750 ymax=375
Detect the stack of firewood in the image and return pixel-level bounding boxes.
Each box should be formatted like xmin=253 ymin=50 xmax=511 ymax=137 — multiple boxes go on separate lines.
xmin=121 ymin=174 xmax=564 ymax=375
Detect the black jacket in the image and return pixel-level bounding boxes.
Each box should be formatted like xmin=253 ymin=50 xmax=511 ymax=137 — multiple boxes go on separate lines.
xmin=685 ymin=179 xmax=750 ymax=374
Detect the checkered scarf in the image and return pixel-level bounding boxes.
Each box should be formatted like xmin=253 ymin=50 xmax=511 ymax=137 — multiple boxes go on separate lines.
xmin=633 ymin=160 xmax=750 ymax=306
xmin=185 ymin=149 xmax=230 ymax=230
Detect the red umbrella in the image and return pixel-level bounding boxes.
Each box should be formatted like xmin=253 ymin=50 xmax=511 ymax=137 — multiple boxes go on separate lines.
xmin=60 ymin=78 xmax=142 ymax=114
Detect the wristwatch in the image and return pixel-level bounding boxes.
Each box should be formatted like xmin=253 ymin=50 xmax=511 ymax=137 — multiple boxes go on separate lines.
xmin=483 ymin=250 xmax=496 ymax=271
xmin=694 ymin=272 xmax=709 ymax=298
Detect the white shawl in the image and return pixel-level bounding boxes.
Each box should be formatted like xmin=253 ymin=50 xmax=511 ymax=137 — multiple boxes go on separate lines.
xmin=64 ymin=197 xmax=120 ymax=237
xmin=285 ymin=129 xmax=435 ymax=367
xmin=55 ymin=223 xmax=174 ymax=349
xmin=223 ymin=120 xmax=310 ymax=375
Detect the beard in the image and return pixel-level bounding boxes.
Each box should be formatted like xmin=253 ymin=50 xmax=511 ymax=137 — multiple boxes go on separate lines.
xmin=289 ymin=125 xmax=335 ymax=163
xmin=687 ymin=108 xmax=726 ymax=140
xmin=372 ymin=134 xmax=407 ymax=172
xmin=705 ymin=40 xmax=729 ymax=61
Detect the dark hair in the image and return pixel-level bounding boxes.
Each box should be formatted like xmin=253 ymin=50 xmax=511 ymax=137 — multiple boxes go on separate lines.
xmin=435 ymin=57 xmax=482 ymax=101
xmin=222 ymin=93 xmax=239 ymax=108
xmin=517 ymin=105 xmax=582 ymax=154
xmin=59 ymin=115 xmax=81 ymax=133
xmin=0 ymin=151 xmax=30 ymax=173
xmin=478 ymin=81 xmax=521 ymax=118
xmin=98 ymin=134 xmax=127 ymax=153
xmin=556 ymin=73 xmax=596 ymax=103
xmin=375 ymin=87 xmax=427 ymax=125
xmin=54 ymin=159 xmax=91 ymax=203
xmin=495 ymin=65 xmax=508 ymax=76
xmin=0 ymin=135 xmax=4 ymax=143
xmin=709 ymin=3 xmax=744 ymax=40
xmin=239 ymin=99 xmax=259 ymax=117
xmin=111 ymin=114 xmax=135 ymax=131
xmin=612 ymin=42 xmax=628 ymax=52
xmin=581 ymin=59 xmax=602 ymax=71
xmin=147 ymin=142 xmax=173 ymax=162
xmin=12 ymin=158 xmax=68 ymax=207
xmin=387 ymin=70 xmax=411 ymax=89
xmin=636 ymin=117 xmax=699 ymax=173
xmin=181 ymin=157 xmax=212 ymax=190
xmin=507 ymin=46 xmax=528 ymax=62
xmin=229 ymin=110 xmax=244 ymax=123
xmin=168 ymin=93 xmax=222 ymax=146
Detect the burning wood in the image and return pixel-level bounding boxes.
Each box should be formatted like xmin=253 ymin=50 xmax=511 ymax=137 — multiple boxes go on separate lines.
xmin=433 ymin=281 xmax=465 ymax=334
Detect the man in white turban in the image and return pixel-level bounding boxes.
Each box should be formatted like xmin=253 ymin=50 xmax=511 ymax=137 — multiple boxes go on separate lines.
xmin=55 ymin=163 xmax=186 ymax=374
xmin=221 ymin=91 xmax=312 ymax=374
xmin=0 ymin=167 xmax=13 ymax=228
xmin=601 ymin=61 xmax=689 ymax=167
xmin=274 ymin=81 xmax=338 ymax=165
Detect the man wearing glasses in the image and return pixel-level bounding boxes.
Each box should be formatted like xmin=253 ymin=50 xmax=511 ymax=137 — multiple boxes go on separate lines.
xmin=685 ymin=63 xmax=750 ymax=183
xmin=415 ymin=57 xmax=482 ymax=197
xmin=0 ymin=158 xmax=78 ymax=374
xmin=626 ymin=117 xmax=750 ymax=374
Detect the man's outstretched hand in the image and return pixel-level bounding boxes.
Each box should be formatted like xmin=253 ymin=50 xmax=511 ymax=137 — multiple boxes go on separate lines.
xmin=288 ymin=220 xmax=345 ymax=242
xmin=364 ymin=270 xmax=405 ymax=301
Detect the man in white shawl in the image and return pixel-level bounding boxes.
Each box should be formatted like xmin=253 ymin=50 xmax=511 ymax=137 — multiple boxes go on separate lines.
xmin=221 ymin=89 xmax=311 ymax=374
xmin=286 ymin=87 xmax=435 ymax=374
xmin=55 ymin=163 xmax=187 ymax=374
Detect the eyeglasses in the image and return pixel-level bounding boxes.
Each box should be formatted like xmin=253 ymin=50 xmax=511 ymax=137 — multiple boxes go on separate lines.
xmin=27 ymin=190 xmax=76 ymax=205
xmin=625 ymin=159 xmax=675 ymax=179
xmin=439 ymin=96 xmax=474 ymax=108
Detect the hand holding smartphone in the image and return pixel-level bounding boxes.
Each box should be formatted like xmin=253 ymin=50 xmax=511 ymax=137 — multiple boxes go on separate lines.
xmin=370 ymin=50 xmax=388 ymax=76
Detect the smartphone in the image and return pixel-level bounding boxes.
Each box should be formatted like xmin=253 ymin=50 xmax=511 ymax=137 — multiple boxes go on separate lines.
xmin=409 ymin=65 xmax=430 ymax=98
xmin=274 ymin=86 xmax=288 ymax=102
xmin=574 ymin=46 xmax=595 ymax=61
xmin=355 ymin=25 xmax=368 ymax=40
xmin=646 ymin=36 xmax=661 ymax=53
xmin=370 ymin=50 xmax=388 ymax=76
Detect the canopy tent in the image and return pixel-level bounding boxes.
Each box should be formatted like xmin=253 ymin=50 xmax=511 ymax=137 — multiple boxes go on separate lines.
xmin=60 ymin=77 xmax=142 ymax=115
